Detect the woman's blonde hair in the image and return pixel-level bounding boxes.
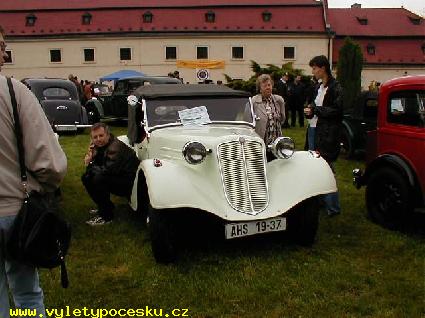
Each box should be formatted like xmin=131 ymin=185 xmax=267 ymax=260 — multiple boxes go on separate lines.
xmin=256 ymin=74 xmax=274 ymax=92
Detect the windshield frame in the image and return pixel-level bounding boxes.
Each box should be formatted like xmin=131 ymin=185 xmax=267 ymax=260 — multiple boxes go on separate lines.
xmin=142 ymin=96 xmax=255 ymax=133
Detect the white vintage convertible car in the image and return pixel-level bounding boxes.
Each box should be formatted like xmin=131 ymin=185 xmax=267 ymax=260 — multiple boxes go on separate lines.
xmin=120 ymin=84 xmax=336 ymax=263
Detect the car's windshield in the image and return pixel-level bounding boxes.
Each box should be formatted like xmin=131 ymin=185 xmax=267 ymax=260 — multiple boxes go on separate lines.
xmin=145 ymin=97 xmax=253 ymax=128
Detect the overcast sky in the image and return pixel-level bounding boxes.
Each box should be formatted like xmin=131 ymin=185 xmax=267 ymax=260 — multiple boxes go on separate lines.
xmin=328 ymin=0 xmax=425 ymax=16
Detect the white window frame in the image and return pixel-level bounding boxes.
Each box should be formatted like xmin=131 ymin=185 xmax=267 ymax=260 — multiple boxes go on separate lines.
xmin=49 ymin=48 xmax=63 ymax=64
xmin=4 ymin=49 xmax=13 ymax=64
xmin=164 ymin=46 xmax=178 ymax=61
xmin=282 ymin=45 xmax=296 ymax=61
xmin=231 ymin=46 xmax=245 ymax=60
xmin=196 ymin=45 xmax=209 ymax=60
xmin=119 ymin=47 xmax=133 ymax=62
xmin=82 ymin=47 xmax=96 ymax=63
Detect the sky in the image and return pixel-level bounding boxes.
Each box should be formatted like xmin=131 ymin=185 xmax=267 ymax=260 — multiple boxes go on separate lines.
xmin=328 ymin=0 xmax=425 ymax=16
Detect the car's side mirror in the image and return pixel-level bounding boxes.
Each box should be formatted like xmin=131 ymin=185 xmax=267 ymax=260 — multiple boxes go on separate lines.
xmin=127 ymin=95 xmax=139 ymax=107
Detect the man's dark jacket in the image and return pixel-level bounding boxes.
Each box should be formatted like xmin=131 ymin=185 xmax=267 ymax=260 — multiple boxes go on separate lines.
xmin=89 ymin=134 xmax=140 ymax=177
xmin=309 ymin=77 xmax=343 ymax=162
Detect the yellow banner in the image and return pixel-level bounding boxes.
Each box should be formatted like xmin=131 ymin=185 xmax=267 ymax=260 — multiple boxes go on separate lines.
xmin=176 ymin=60 xmax=225 ymax=69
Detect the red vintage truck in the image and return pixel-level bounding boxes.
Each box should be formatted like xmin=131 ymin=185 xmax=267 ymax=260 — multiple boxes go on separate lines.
xmin=353 ymin=75 xmax=425 ymax=229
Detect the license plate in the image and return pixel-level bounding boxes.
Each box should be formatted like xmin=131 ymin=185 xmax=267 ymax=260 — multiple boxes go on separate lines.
xmin=56 ymin=125 xmax=77 ymax=132
xmin=225 ymin=217 xmax=286 ymax=239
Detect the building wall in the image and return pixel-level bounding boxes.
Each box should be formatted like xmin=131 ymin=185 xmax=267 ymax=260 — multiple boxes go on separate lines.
xmin=2 ymin=34 xmax=328 ymax=82
xmin=361 ymin=67 xmax=425 ymax=87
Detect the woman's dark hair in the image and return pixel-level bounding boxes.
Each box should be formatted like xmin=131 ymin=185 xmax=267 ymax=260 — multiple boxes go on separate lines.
xmin=309 ymin=55 xmax=332 ymax=77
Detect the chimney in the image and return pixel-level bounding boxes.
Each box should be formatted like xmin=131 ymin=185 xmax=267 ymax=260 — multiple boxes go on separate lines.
xmin=351 ymin=3 xmax=362 ymax=9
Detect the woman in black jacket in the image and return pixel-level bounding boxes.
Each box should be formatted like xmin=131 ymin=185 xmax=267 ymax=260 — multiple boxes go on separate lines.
xmin=304 ymin=55 xmax=343 ymax=216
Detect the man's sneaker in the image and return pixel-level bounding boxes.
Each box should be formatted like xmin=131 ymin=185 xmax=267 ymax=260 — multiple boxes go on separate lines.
xmin=89 ymin=208 xmax=99 ymax=215
xmin=86 ymin=216 xmax=112 ymax=226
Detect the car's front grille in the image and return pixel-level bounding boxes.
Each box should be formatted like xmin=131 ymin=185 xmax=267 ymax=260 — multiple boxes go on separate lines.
xmin=217 ymin=138 xmax=269 ymax=215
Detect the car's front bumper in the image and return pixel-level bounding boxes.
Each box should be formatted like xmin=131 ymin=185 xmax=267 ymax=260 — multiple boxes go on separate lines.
xmin=352 ymin=168 xmax=364 ymax=189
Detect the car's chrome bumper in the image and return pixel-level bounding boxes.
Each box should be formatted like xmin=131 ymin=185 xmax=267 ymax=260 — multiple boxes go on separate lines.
xmin=352 ymin=168 xmax=364 ymax=189
xmin=54 ymin=124 xmax=92 ymax=132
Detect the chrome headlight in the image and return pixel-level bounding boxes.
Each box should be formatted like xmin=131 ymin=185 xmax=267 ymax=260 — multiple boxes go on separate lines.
xmin=182 ymin=141 xmax=207 ymax=164
xmin=269 ymin=137 xmax=295 ymax=159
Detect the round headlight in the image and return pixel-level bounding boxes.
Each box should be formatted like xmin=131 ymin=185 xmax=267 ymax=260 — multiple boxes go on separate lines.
xmin=182 ymin=141 xmax=207 ymax=164
xmin=271 ymin=137 xmax=295 ymax=159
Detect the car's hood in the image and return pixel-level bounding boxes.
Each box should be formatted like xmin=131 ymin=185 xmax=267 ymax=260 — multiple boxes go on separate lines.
xmin=146 ymin=125 xmax=262 ymax=160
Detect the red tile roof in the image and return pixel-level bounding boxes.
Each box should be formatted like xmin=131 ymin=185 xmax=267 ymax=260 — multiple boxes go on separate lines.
xmin=328 ymin=8 xmax=424 ymax=37
xmin=333 ymin=38 xmax=425 ymax=65
xmin=0 ymin=6 xmax=326 ymax=36
xmin=0 ymin=0 xmax=321 ymax=11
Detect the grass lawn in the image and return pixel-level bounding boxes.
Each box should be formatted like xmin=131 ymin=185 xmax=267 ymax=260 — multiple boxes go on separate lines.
xmin=40 ymin=125 xmax=424 ymax=318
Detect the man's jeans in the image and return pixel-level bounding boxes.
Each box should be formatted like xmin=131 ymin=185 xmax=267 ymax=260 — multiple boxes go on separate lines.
xmin=307 ymin=125 xmax=316 ymax=151
xmin=0 ymin=215 xmax=45 ymax=318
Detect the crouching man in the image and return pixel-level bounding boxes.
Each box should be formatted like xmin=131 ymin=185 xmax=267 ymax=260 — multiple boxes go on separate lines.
xmin=82 ymin=123 xmax=140 ymax=225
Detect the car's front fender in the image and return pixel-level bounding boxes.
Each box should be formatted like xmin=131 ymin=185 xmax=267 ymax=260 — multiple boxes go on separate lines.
xmin=131 ymin=151 xmax=336 ymax=221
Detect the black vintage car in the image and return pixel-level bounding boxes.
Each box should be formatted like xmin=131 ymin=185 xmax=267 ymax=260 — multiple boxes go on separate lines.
xmin=100 ymin=76 xmax=181 ymax=120
xmin=340 ymin=91 xmax=378 ymax=158
xmin=22 ymin=78 xmax=91 ymax=132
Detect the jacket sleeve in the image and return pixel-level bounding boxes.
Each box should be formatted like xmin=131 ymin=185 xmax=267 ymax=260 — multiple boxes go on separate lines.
xmin=275 ymin=94 xmax=286 ymax=123
xmin=15 ymin=79 xmax=67 ymax=192
xmin=313 ymin=81 xmax=343 ymax=119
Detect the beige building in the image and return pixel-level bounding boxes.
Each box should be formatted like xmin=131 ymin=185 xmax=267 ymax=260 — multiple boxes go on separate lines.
xmin=0 ymin=0 xmax=330 ymax=83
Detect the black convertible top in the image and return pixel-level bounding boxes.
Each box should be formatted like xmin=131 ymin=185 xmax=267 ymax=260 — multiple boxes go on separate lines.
xmin=134 ymin=84 xmax=251 ymax=99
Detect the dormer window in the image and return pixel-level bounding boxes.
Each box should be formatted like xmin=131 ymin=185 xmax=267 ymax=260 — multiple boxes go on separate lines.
xmin=262 ymin=11 xmax=272 ymax=22
xmin=26 ymin=13 xmax=37 ymax=27
xmin=421 ymin=43 xmax=425 ymax=54
xmin=143 ymin=11 xmax=153 ymax=23
xmin=205 ymin=11 xmax=215 ymax=23
xmin=367 ymin=43 xmax=375 ymax=55
xmin=82 ymin=12 xmax=92 ymax=25
xmin=356 ymin=17 xmax=368 ymax=25
xmin=409 ymin=16 xmax=422 ymax=25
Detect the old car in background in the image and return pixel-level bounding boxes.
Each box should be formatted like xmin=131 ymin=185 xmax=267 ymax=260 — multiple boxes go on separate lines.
xmin=119 ymin=84 xmax=337 ymax=263
xmin=353 ymin=75 xmax=425 ymax=229
xmin=340 ymin=91 xmax=378 ymax=158
xmin=22 ymin=78 xmax=91 ymax=132
xmin=100 ymin=76 xmax=181 ymax=120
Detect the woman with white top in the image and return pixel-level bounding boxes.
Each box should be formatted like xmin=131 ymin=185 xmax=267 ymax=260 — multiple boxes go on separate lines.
xmin=304 ymin=55 xmax=343 ymax=216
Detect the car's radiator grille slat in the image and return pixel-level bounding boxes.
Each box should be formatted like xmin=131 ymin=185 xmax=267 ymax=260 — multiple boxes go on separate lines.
xmin=218 ymin=140 xmax=269 ymax=214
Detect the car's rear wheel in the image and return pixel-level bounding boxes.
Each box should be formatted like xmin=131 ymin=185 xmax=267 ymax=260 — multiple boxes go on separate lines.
xmin=340 ymin=127 xmax=354 ymax=159
xmin=366 ymin=167 xmax=410 ymax=229
xmin=148 ymin=205 xmax=177 ymax=263
xmin=287 ymin=197 xmax=319 ymax=246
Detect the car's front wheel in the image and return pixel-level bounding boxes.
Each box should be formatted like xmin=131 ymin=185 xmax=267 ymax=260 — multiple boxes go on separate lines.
xmin=148 ymin=205 xmax=177 ymax=263
xmin=366 ymin=167 xmax=410 ymax=229
xmin=287 ymin=197 xmax=319 ymax=246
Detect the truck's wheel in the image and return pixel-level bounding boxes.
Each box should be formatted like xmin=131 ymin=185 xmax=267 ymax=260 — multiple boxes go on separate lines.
xmin=287 ymin=197 xmax=319 ymax=246
xmin=148 ymin=205 xmax=177 ymax=263
xmin=366 ymin=167 xmax=410 ymax=229
xmin=340 ymin=127 xmax=354 ymax=159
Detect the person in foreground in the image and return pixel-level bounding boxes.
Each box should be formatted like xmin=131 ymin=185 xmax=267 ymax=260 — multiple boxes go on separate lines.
xmin=0 ymin=26 xmax=68 ymax=318
xmin=304 ymin=55 xmax=343 ymax=216
xmin=82 ymin=123 xmax=140 ymax=226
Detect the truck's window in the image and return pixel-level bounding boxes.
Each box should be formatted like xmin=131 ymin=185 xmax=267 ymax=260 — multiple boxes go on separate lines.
xmin=387 ymin=90 xmax=424 ymax=128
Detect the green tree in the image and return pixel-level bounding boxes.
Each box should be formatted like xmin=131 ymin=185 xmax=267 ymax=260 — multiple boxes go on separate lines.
xmin=224 ymin=61 xmax=309 ymax=94
xmin=337 ymin=37 xmax=363 ymax=111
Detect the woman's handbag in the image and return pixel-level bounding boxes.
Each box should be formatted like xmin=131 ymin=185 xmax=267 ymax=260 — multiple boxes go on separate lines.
xmin=5 ymin=77 xmax=71 ymax=288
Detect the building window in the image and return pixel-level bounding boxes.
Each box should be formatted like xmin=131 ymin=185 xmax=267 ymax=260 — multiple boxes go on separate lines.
xmin=143 ymin=11 xmax=153 ymax=23
xmin=120 ymin=48 xmax=132 ymax=61
xmin=4 ymin=50 xmax=12 ymax=63
xmin=197 ymin=46 xmax=208 ymax=59
xmin=356 ymin=17 xmax=368 ymax=25
xmin=262 ymin=11 xmax=272 ymax=22
xmin=83 ymin=48 xmax=95 ymax=62
xmin=367 ymin=43 xmax=375 ymax=55
xmin=421 ymin=43 xmax=425 ymax=54
xmin=232 ymin=46 xmax=244 ymax=59
xmin=409 ymin=16 xmax=421 ymax=25
xmin=26 ymin=13 xmax=37 ymax=27
xmin=283 ymin=46 xmax=295 ymax=59
xmin=205 ymin=11 xmax=215 ymax=23
xmin=165 ymin=46 xmax=177 ymax=60
xmin=49 ymin=49 xmax=62 ymax=63
xmin=82 ymin=12 xmax=92 ymax=25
